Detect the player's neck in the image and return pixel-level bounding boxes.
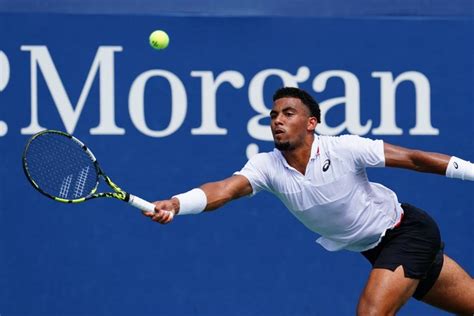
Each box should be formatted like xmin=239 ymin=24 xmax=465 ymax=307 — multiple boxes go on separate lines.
xmin=282 ymin=135 xmax=314 ymax=175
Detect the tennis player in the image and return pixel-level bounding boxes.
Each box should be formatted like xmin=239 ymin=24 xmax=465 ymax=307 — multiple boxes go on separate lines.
xmin=144 ymin=87 xmax=474 ymax=315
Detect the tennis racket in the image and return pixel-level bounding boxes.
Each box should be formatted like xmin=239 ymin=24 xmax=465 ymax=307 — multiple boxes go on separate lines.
xmin=22 ymin=129 xmax=159 ymax=214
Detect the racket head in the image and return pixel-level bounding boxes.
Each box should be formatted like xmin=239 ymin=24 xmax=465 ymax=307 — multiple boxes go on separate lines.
xmin=22 ymin=130 xmax=100 ymax=203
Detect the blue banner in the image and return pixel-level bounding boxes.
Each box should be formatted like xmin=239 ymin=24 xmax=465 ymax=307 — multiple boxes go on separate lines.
xmin=0 ymin=13 xmax=472 ymax=315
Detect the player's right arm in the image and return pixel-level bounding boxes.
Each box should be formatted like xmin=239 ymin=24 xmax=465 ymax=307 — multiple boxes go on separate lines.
xmin=200 ymin=175 xmax=253 ymax=210
xmin=143 ymin=175 xmax=253 ymax=224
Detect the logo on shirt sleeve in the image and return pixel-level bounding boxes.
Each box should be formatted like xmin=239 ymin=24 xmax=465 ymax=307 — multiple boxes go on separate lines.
xmin=322 ymin=159 xmax=331 ymax=172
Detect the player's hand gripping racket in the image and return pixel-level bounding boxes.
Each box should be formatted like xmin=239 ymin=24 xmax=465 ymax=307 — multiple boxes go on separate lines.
xmin=22 ymin=130 xmax=162 ymax=215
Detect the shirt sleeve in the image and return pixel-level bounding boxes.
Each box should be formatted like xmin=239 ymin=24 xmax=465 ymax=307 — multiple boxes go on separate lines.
xmin=233 ymin=153 xmax=272 ymax=196
xmin=338 ymin=135 xmax=385 ymax=169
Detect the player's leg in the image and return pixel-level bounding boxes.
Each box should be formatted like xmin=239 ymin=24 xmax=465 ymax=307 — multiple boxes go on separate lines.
xmin=359 ymin=203 xmax=444 ymax=315
xmin=357 ymin=265 xmax=419 ymax=316
xmin=421 ymin=255 xmax=474 ymax=315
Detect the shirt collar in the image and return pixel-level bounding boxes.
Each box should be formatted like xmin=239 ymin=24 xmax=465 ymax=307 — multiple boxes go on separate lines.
xmin=310 ymin=135 xmax=320 ymax=160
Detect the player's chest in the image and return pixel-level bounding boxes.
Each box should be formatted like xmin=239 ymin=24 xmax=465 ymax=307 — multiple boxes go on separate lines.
xmin=272 ymin=154 xmax=354 ymax=195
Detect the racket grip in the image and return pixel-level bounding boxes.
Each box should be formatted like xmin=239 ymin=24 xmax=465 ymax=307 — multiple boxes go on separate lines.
xmin=127 ymin=194 xmax=156 ymax=213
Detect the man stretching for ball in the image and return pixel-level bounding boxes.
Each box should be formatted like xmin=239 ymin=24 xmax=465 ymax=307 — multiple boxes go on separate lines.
xmin=144 ymin=87 xmax=474 ymax=315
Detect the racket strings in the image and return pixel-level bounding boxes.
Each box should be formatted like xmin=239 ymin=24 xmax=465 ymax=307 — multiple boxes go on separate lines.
xmin=24 ymin=133 xmax=98 ymax=200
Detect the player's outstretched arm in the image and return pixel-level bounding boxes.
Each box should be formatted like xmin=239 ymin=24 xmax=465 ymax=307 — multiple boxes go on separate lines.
xmin=200 ymin=175 xmax=254 ymax=211
xmin=384 ymin=143 xmax=473 ymax=180
xmin=143 ymin=175 xmax=253 ymax=224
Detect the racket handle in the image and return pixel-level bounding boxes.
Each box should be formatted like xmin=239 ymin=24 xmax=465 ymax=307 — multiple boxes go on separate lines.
xmin=127 ymin=194 xmax=156 ymax=213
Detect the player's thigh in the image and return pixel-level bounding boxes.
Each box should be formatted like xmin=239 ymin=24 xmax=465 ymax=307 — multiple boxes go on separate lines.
xmin=422 ymin=255 xmax=474 ymax=315
xmin=357 ymin=265 xmax=419 ymax=316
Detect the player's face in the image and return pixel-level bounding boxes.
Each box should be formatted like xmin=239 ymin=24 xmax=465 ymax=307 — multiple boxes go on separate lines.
xmin=270 ymin=97 xmax=316 ymax=151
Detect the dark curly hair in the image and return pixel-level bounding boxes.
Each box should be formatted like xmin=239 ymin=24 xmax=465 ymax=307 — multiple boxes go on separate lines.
xmin=273 ymin=87 xmax=321 ymax=123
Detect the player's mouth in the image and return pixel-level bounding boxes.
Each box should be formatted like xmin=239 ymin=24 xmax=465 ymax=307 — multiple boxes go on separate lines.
xmin=274 ymin=128 xmax=285 ymax=135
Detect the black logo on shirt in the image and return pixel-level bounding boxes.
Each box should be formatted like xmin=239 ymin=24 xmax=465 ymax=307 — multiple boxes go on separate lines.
xmin=454 ymin=162 xmax=458 ymax=169
xmin=322 ymin=159 xmax=331 ymax=172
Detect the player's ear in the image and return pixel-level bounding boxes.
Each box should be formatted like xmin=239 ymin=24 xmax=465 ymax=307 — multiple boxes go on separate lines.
xmin=307 ymin=116 xmax=317 ymax=131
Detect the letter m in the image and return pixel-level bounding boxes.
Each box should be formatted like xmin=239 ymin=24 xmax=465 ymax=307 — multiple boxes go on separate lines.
xmin=21 ymin=46 xmax=125 ymax=135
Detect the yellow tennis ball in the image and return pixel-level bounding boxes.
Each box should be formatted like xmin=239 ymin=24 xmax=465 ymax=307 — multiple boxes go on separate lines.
xmin=149 ymin=30 xmax=169 ymax=50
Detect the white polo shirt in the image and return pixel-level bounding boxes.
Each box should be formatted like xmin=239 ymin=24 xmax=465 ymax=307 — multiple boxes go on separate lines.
xmin=235 ymin=134 xmax=404 ymax=252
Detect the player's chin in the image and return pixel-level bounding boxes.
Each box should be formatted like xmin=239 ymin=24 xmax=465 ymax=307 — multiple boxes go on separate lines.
xmin=273 ymin=134 xmax=284 ymax=143
xmin=274 ymin=140 xmax=292 ymax=151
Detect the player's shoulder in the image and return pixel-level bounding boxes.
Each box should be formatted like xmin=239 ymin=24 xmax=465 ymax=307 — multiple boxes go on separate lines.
xmin=248 ymin=150 xmax=280 ymax=165
xmin=319 ymin=134 xmax=363 ymax=147
xmin=319 ymin=134 xmax=380 ymax=156
xmin=245 ymin=150 xmax=285 ymax=173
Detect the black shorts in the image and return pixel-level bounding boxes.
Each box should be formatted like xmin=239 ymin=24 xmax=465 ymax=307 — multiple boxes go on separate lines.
xmin=361 ymin=203 xmax=444 ymax=300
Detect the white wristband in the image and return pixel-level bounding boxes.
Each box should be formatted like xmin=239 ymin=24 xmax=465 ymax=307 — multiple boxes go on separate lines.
xmin=446 ymin=156 xmax=474 ymax=181
xmin=173 ymin=188 xmax=207 ymax=215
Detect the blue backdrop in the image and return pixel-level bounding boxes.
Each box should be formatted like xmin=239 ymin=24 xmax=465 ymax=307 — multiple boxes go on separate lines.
xmin=0 ymin=13 xmax=472 ymax=316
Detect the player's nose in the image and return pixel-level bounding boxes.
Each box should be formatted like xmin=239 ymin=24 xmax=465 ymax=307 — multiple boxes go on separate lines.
xmin=273 ymin=113 xmax=284 ymax=125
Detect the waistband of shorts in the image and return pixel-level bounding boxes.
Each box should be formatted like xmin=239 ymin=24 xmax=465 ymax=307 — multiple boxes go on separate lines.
xmin=392 ymin=211 xmax=404 ymax=229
